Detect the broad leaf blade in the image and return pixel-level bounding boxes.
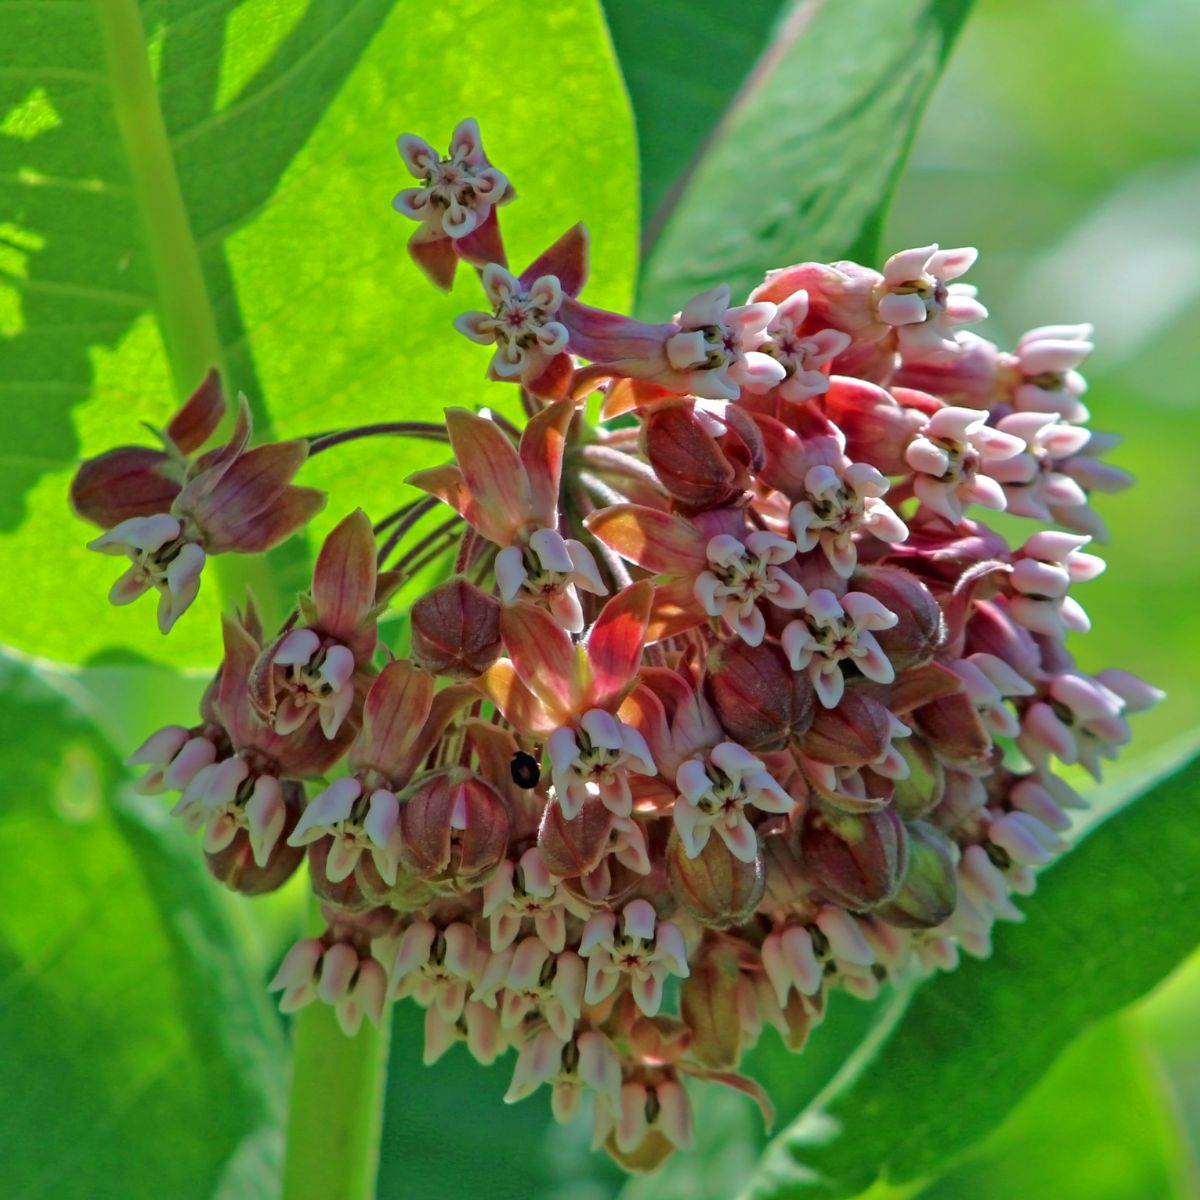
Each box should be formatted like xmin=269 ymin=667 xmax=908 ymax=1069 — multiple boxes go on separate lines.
xmin=601 ymin=0 xmax=786 ymax=233
xmin=746 ymin=751 xmax=1200 ymax=1200
xmin=637 ymin=0 xmax=973 ymax=317
xmin=0 ymin=657 xmax=287 ymax=1199
xmin=0 ymin=0 xmax=637 ymax=667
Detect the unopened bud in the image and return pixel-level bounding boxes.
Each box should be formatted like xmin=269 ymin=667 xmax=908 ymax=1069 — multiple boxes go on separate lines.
xmin=643 ymin=400 xmax=763 ymax=511
xmin=666 ymin=828 xmax=765 ymax=928
xmin=680 ymin=940 xmax=744 ymax=1070
xmin=822 ymin=377 xmax=925 ymax=474
xmin=852 ymin=566 xmax=944 ymax=671
xmin=797 ymin=690 xmax=891 ymax=767
xmin=411 ymin=577 xmax=502 ymax=679
xmin=888 ymin=735 xmax=945 ymax=819
xmin=799 ymin=804 xmax=908 ymax=910
xmin=875 ymin=820 xmax=958 ymax=928
xmin=399 ymin=769 xmax=510 ymax=888
xmin=537 ymin=795 xmax=614 ymax=878
xmin=912 ymin=690 xmax=992 ymax=766
xmin=705 ymin=638 xmax=815 ymax=750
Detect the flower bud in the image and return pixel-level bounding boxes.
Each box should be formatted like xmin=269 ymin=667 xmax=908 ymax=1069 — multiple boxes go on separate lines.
xmin=356 ymin=852 xmax=436 ymax=912
xmin=851 ymin=566 xmax=944 ymax=672
xmin=821 ymin=377 xmax=925 ymax=474
xmin=399 ymin=770 xmax=510 ymax=888
xmin=410 ymin=577 xmax=502 ymax=679
xmin=666 ymin=828 xmax=765 ymax=928
xmin=874 ymin=820 xmax=958 ymax=928
xmin=642 ymin=400 xmax=763 ymax=511
xmin=796 ymin=691 xmax=891 ymax=767
xmin=680 ymin=939 xmax=744 ymax=1070
xmin=205 ymin=781 xmax=306 ymax=895
xmin=705 ymin=638 xmax=815 ymax=750
xmin=912 ymin=690 xmax=992 ymax=766
xmin=888 ymin=735 xmax=945 ymax=819
xmin=537 ymin=795 xmax=615 ymax=878
xmin=798 ymin=804 xmax=908 ymax=910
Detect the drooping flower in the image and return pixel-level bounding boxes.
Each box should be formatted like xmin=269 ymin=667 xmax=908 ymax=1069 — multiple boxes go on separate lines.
xmin=579 ymin=899 xmax=689 ymax=1016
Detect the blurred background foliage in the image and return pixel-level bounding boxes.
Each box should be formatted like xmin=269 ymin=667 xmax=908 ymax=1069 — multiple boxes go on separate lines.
xmin=1 ymin=0 xmax=1197 ymax=1197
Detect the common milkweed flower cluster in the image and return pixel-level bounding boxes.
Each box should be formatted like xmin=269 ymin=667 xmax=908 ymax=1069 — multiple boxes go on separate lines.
xmin=71 ymin=117 xmax=1161 ymax=1173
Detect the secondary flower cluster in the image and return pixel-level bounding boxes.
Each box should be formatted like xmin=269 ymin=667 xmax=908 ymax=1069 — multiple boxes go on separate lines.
xmin=71 ymin=119 xmax=1161 ymax=1174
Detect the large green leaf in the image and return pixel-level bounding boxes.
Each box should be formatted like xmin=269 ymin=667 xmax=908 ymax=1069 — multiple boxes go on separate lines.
xmin=745 ymin=750 xmax=1200 ymax=1200
xmin=601 ymin=0 xmax=786 ymax=236
xmin=0 ymin=656 xmax=288 ymax=1199
xmin=637 ymin=0 xmax=973 ymax=317
xmin=0 ymin=0 xmax=637 ymax=668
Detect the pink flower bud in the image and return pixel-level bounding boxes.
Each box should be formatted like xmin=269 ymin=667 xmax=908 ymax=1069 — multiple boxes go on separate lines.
xmin=874 ymin=820 xmax=958 ymax=928
xmin=410 ymin=577 xmax=502 ymax=678
xmin=821 ymin=377 xmax=925 ymax=474
xmin=798 ymin=804 xmax=909 ymax=910
xmin=912 ymin=690 xmax=992 ymax=766
xmin=399 ymin=770 xmax=510 ymax=888
xmin=666 ymin=827 xmax=766 ymax=929
xmin=704 ymin=638 xmax=815 ymax=750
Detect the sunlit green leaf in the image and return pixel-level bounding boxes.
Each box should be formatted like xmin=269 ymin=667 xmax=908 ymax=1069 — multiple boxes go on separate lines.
xmin=746 ymin=751 xmax=1200 ymax=1200
xmin=637 ymin=0 xmax=972 ymax=317
xmin=1 ymin=0 xmax=637 ymax=668
xmin=0 ymin=656 xmax=287 ymax=1199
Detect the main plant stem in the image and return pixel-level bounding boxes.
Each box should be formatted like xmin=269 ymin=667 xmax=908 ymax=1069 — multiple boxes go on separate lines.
xmin=282 ymin=899 xmax=391 ymax=1200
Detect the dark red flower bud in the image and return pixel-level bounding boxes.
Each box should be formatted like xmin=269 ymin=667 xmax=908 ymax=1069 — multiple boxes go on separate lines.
xmin=70 ymin=446 xmax=182 ymax=529
xmin=399 ymin=769 xmax=510 ymax=888
xmin=666 ymin=829 xmax=765 ymax=929
xmin=796 ymin=691 xmax=891 ymax=767
xmin=875 ymin=820 xmax=958 ymax=929
xmin=912 ymin=690 xmax=991 ymax=766
xmin=642 ymin=400 xmax=763 ymax=512
xmin=798 ymin=804 xmax=908 ymax=910
xmin=537 ymin=795 xmax=614 ymax=878
xmin=705 ymin=638 xmax=815 ymax=750
xmin=411 ymin=577 xmax=503 ymax=679
xmin=887 ymin=735 xmax=946 ymax=819
xmin=680 ymin=939 xmax=744 ymax=1070
xmin=204 ymin=781 xmax=305 ymax=895
xmin=851 ymin=566 xmax=944 ymax=671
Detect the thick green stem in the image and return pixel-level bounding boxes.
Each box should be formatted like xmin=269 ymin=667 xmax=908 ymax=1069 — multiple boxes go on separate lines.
xmin=282 ymin=995 xmax=391 ymax=1200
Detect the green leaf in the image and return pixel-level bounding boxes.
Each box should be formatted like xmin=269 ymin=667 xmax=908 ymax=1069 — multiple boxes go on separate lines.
xmin=601 ymin=0 xmax=786 ymax=234
xmin=637 ymin=0 xmax=973 ymax=317
xmin=1 ymin=0 xmax=637 ymax=668
xmin=745 ymin=750 xmax=1200 ymax=1200
xmin=0 ymin=655 xmax=287 ymax=1199
xmin=920 ymin=1016 xmax=1182 ymax=1200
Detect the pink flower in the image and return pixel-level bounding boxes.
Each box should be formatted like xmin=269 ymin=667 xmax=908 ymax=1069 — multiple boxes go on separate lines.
xmin=269 ymin=937 xmax=387 ymax=1035
xmin=904 ymin=406 xmax=1025 ymax=523
xmin=1007 ymin=530 xmax=1105 ymax=639
xmin=749 ymin=289 xmax=851 ymax=401
xmin=504 ymin=1028 xmax=623 ymax=1126
xmin=393 ymin=118 xmax=514 ymax=290
xmin=481 ymin=584 xmax=657 ymax=819
xmin=579 ymin=898 xmax=689 ymax=1016
xmin=1007 ymin=324 xmax=1093 ymax=422
xmin=480 ymin=846 xmax=588 ymax=952
xmin=674 ymin=741 xmax=793 ymax=862
xmin=410 ymin=399 xmax=605 ymax=631
xmin=476 ymin=938 xmax=585 ymax=1041
xmin=877 ymin=243 xmax=987 ymax=356
xmin=782 ymin=589 xmax=899 ymax=708
xmin=984 ymin=411 xmax=1092 ymax=521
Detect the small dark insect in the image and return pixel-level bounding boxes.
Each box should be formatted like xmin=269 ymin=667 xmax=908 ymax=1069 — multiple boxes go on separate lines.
xmin=510 ymin=750 xmax=541 ymax=789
